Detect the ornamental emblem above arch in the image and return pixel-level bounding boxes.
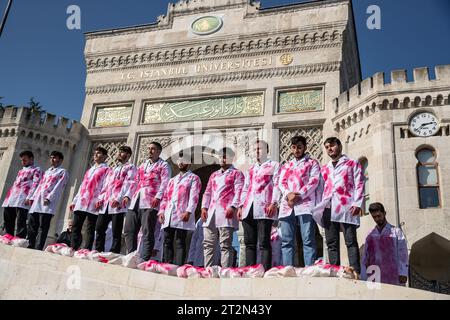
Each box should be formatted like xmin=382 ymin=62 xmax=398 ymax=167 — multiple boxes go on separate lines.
xmin=191 ymin=16 xmax=223 ymax=35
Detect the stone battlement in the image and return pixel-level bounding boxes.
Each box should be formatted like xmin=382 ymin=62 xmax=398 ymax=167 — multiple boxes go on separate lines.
xmin=0 ymin=107 xmax=82 ymax=138
xmin=334 ymin=65 xmax=450 ymax=115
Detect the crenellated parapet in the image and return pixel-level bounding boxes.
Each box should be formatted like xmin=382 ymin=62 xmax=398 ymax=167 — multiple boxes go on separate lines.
xmin=0 ymin=107 xmax=83 ymax=150
xmin=332 ymin=65 xmax=450 ymax=132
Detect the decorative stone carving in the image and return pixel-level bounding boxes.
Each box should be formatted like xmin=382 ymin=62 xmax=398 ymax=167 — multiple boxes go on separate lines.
xmin=86 ymin=62 xmax=340 ymax=95
xmin=136 ymin=136 xmax=175 ymax=165
xmin=277 ymin=88 xmax=323 ymax=113
xmin=90 ymin=139 xmax=128 ymax=167
xmin=93 ymin=105 xmax=133 ymax=128
xmin=143 ymin=94 xmax=263 ymax=124
xmin=279 ymin=127 xmax=323 ymax=163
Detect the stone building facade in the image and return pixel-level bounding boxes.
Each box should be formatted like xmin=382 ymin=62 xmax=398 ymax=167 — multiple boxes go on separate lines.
xmin=0 ymin=0 xmax=448 ymax=294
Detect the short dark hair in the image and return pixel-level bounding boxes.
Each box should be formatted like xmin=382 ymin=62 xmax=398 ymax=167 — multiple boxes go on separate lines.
xmin=255 ymin=139 xmax=269 ymax=153
xmin=219 ymin=147 xmax=235 ymax=158
xmin=19 ymin=150 xmax=34 ymax=159
xmin=369 ymin=202 xmax=386 ymax=214
xmin=291 ymin=136 xmax=307 ymax=147
xmin=50 ymin=151 xmax=64 ymax=160
xmin=95 ymin=147 xmax=108 ymax=156
xmin=149 ymin=141 xmax=163 ymax=151
xmin=324 ymin=137 xmax=342 ymax=146
xmin=119 ymin=145 xmax=132 ymax=156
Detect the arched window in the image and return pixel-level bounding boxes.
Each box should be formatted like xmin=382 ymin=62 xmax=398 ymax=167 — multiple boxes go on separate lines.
xmin=416 ymin=148 xmax=440 ymax=208
xmin=359 ymin=157 xmax=370 ymax=215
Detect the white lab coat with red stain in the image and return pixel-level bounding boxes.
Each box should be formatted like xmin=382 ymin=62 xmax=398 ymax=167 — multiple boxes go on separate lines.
xmin=277 ymin=155 xmax=321 ymax=218
xmin=2 ymin=165 xmax=43 ymax=209
xmin=240 ymin=160 xmax=281 ymax=221
xmin=126 ymin=158 xmax=171 ymax=210
xmin=361 ymin=223 xmax=409 ymax=286
xmin=201 ymin=166 xmax=244 ymax=230
xmin=98 ymin=162 xmax=137 ymax=215
xmin=312 ymin=155 xmax=365 ymax=226
xmin=71 ymin=163 xmax=111 ymax=214
xmin=159 ymin=171 xmax=202 ymax=231
xmin=29 ymin=166 xmax=69 ymax=214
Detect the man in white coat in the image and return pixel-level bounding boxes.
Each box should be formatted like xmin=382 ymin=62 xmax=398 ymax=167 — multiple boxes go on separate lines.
xmin=95 ymin=146 xmax=136 ymax=253
xmin=313 ymin=137 xmax=365 ymax=274
xmin=28 ymin=151 xmax=69 ymax=250
xmin=238 ymin=139 xmax=280 ymax=271
xmin=123 ymin=141 xmax=171 ymax=261
xmin=277 ymin=135 xmax=321 ymax=267
xmin=2 ymin=150 xmax=43 ymax=238
xmin=362 ymin=202 xmax=409 ymax=286
xmin=69 ymin=147 xmax=111 ymax=250
xmin=201 ymin=147 xmax=244 ymax=268
xmin=158 ymin=152 xmax=202 ymax=266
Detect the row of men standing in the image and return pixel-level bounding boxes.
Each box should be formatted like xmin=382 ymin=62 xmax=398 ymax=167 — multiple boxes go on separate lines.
xmin=1 ymin=137 xmax=408 ymax=284
xmin=3 ymin=136 xmax=364 ymax=271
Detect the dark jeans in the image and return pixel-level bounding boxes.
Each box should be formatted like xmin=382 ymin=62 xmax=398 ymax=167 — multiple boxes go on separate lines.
xmin=95 ymin=210 xmax=125 ymax=253
xmin=163 ymin=227 xmax=187 ymax=266
xmin=242 ymin=206 xmax=273 ymax=271
xmin=71 ymin=211 xmax=98 ymax=250
xmin=323 ymin=208 xmax=361 ymax=273
xmin=3 ymin=207 xmax=28 ymax=238
xmin=27 ymin=212 xmax=53 ymax=250
xmin=123 ymin=203 xmax=158 ymax=261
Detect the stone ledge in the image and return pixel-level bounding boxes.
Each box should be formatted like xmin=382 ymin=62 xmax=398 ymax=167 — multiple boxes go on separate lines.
xmin=0 ymin=245 xmax=448 ymax=300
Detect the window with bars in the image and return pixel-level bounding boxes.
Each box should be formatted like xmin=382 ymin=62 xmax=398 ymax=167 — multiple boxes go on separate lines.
xmin=416 ymin=148 xmax=440 ymax=208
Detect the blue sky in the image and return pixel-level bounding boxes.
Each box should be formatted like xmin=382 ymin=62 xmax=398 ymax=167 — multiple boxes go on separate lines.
xmin=0 ymin=0 xmax=449 ymax=120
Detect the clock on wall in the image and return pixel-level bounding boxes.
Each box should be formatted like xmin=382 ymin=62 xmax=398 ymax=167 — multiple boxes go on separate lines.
xmin=409 ymin=112 xmax=439 ymax=137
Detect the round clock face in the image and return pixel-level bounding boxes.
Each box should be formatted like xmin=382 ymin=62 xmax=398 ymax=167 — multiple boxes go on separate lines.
xmin=409 ymin=112 xmax=439 ymax=137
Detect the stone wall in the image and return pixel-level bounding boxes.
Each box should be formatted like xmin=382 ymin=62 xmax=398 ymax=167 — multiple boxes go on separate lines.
xmin=1 ymin=245 xmax=447 ymax=300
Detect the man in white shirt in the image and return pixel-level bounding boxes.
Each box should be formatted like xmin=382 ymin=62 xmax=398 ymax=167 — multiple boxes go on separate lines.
xmin=123 ymin=141 xmax=171 ymax=261
xmin=2 ymin=150 xmax=43 ymax=238
xmin=158 ymin=152 xmax=201 ymax=265
xmin=201 ymin=147 xmax=244 ymax=267
xmin=28 ymin=151 xmax=69 ymax=250
xmin=69 ymin=147 xmax=110 ymax=250
xmin=95 ymin=146 xmax=136 ymax=253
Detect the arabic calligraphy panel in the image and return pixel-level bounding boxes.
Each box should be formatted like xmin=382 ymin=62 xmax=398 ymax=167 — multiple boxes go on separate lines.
xmin=143 ymin=94 xmax=263 ymax=124
xmin=277 ymin=88 xmax=323 ymax=114
xmin=93 ymin=105 xmax=133 ymax=128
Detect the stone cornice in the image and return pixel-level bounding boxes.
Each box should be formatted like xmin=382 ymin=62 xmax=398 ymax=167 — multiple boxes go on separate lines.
xmin=85 ymin=61 xmax=341 ymax=95
xmin=87 ymin=42 xmax=341 ymax=75
xmin=85 ymin=29 xmax=344 ymax=72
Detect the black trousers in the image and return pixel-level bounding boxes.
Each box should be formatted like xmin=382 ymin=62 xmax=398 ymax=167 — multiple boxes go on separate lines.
xmin=242 ymin=206 xmax=273 ymax=271
xmin=3 ymin=207 xmax=28 ymax=238
xmin=71 ymin=211 xmax=98 ymax=250
xmin=163 ymin=227 xmax=187 ymax=266
xmin=95 ymin=210 xmax=125 ymax=253
xmin=27 ymin=212 xmax=53 ymax=250
xmin=323 ymin=208 xmax=361 ymax=273
xmin=123 ymin=203 xmax=158 ymax=261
